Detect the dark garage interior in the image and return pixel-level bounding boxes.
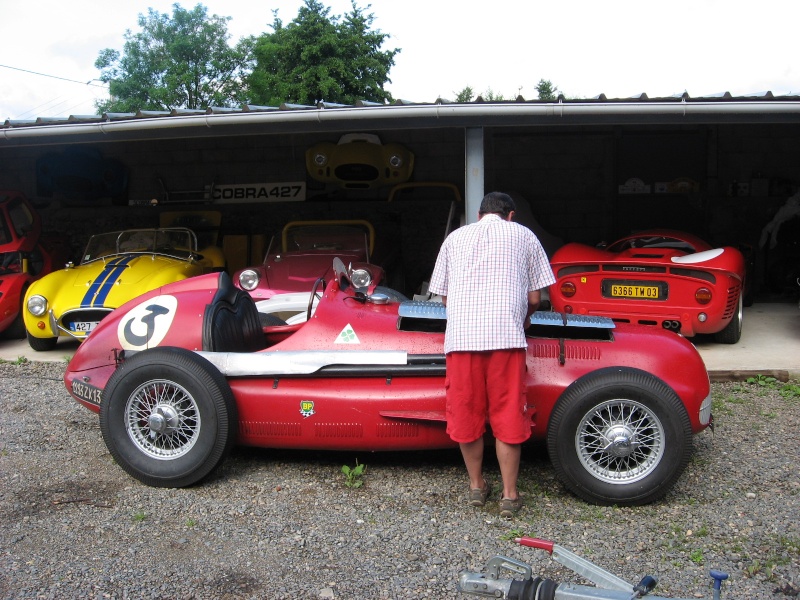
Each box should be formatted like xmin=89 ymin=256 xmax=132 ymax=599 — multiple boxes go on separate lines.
xmin=1 ymin=96 xmax=799 ymax=303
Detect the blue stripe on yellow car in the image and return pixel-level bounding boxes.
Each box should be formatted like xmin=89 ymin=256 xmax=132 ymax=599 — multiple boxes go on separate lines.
xmin=81 ymin=256 xmax=135 ymax=307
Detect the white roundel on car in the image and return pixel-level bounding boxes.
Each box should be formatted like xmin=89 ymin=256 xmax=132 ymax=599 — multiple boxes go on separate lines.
xmin=116 ymin=295 xmax=179 ymax=351
xmin=671 ymin=248 xmax=724 ymax=264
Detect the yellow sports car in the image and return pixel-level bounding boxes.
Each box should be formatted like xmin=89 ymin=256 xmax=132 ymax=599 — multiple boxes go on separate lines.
xmin=23 ymin=227 xmax=225 ymax=351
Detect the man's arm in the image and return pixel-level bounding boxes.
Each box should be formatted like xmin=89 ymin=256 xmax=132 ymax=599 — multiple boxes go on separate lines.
xmin=525 ymin=290 xmax=541 ymax=328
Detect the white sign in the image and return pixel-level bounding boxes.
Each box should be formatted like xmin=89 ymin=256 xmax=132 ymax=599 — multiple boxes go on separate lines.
xmin=212 ymin=182 xmax=306 ymax=203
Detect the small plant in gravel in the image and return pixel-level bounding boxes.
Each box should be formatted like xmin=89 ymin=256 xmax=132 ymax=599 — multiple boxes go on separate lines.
xmin=577 ymin=505 xmax=607 ymax=523
xmin=746 ymin=374 xmax=779 ymax=388
xmin=341 ymin=460 xmax=366 ymax=488
xmin=711 ymin=396 xmax=734 ymax=415
xmin=689 ymin=549 xmax=704 ymax=564
xmin=185 ymin=518 xmax=197 ymax=527
xmin=725 ymin=393 xmax=747 ymax=404
xmin=744 ymin=376 xmax=800 ymax=400
xmin=500 ymin=528 xmax=526 ymax=541
xmin=778 ymin=535 xmax=800 ymax=554
xmin=0 ymin=356 xmax=28 ymax=365
xmin=132 ymin=510 xmax=147 ymax=522
xmin=745 ymin=559 xmax=770 ymax=579
xmin=779 ymin=382 xmax=800 ymax=399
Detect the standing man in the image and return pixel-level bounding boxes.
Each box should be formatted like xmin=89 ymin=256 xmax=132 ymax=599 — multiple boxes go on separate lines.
xmin=428 ymin=192 xmax=555 ymax=517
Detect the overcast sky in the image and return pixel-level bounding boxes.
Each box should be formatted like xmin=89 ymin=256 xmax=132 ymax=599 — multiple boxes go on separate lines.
xmin=1 ymin=0 xmax=797 ymax=120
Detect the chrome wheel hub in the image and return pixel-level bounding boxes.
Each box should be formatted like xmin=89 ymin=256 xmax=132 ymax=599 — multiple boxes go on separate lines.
xmin=147 ymin=405 xmax=180 ymax=438
xmin=605 ymin=425 xmax=636 ymax=458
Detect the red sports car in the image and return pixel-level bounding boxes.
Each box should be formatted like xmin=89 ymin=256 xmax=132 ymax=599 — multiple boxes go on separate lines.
xmin=234 ymin=219 xmax=384 ymax=304
xmin=64 ymin=258 xmax=712 ymax=505
xmin=549 ymin=230 xmax=746 ymax=343
xmin=0 ymin=190 xmax=71 ymax=338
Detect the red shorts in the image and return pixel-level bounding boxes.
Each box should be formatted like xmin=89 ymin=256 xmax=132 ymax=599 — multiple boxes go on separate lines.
xmin=444 ymin=349 xmax=531 ymax=445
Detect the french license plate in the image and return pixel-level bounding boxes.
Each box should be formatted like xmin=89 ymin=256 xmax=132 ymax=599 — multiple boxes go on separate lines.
xmin=69 ymin=321 xmax=99 ymax=333
xmin=610 ymin=284 xmax=660 ymax=299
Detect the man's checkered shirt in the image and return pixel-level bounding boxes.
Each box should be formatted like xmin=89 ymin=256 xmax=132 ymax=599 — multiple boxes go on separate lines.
xmin=428 ymin=214 xmax=555 ymax=354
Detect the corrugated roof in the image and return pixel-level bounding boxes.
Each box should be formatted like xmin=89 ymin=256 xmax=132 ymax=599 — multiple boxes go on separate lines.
xmin=3 ymin=91 xmax=800 ymax=146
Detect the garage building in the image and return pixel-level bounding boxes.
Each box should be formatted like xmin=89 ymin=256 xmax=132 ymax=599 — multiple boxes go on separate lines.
xmin=1 ymin=92 xmax=799 ymax=300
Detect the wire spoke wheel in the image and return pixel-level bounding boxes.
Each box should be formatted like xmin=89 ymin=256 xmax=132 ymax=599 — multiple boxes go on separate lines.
xmin=576 ymin=399 xmax=664 ymax=484
xmin=100 ymin=347 xmax=237 ymax=488
xmin=125 ymin=379 xmax=201 ymax=460
xmin=547 ymin=367 xmax=693 ymax=505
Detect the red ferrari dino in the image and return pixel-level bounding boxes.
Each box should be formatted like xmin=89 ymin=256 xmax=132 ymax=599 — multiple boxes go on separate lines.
xmin=549 ymin=230 xmax=746 ymax=343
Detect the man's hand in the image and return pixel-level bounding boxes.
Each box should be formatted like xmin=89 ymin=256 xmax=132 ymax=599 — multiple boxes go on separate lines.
xmin=525 ymin=290 xmax=541 ymax=330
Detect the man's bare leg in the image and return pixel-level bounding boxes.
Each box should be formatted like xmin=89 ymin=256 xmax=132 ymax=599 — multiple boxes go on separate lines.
xmin=496 ymin=439 xmax=521 ymax=500
xmin=459 ymin=438 xmax=485 ymax=490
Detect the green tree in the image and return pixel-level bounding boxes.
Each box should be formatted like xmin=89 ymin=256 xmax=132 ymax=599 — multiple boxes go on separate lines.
xmin=244 ymin=0 xmax=398 ymax=106
xmin=535 ymin=79 xmax=559 ymax=101
xmin=94 ymin=3 xmax=250 ymax=113
xmin=481 ymin=88 xmax=505 ymax=101
xmin=454 ymin=86 xmax=474 ymax=102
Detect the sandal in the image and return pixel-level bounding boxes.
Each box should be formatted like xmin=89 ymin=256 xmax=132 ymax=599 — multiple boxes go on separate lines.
xmin=498 ymin=496 xmax=523 ymax=518
xmin=468 ymin=479 xmax=491 ymax=507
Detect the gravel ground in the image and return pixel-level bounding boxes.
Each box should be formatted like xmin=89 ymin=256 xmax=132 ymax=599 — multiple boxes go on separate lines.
xmin=1 ymin=361 xmax=799 ymax=600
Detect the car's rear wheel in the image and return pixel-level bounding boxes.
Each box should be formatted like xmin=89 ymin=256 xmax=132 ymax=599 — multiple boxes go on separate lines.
xmin=714 ymin=293 xmax=743 ymax=344
xmin=99 ymin=347 xmax=238 ymax=488
xmin=547 ymin=367 xmax=693 ymax=506
xmin=26 ymin=330 xmax=58 ymax=351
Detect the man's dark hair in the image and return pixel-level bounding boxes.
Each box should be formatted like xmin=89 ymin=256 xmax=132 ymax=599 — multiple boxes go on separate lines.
xmin=479 ymin=192 xmax=516 ymax=218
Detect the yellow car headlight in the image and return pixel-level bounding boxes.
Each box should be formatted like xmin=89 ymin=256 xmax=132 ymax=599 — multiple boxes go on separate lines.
xmin=27 ymin=294 xmax=48 ymax=317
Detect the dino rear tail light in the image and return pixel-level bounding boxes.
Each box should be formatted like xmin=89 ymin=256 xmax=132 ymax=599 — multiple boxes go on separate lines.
xmin=695 ymin=287 xmax=712 ymax=304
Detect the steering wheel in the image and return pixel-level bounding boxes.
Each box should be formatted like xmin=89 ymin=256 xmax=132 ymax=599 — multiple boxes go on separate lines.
xmin=307 ymin=277 xmax=327 ymax=322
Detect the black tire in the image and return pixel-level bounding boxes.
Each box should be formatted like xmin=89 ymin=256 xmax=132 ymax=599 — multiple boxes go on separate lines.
xmin=714 ymin=293 xmax=743 ymax=344
xmin=546 ymin=367 xmax=693 ymax=506
xmin=27 ymin=330 xmax=58 ymax=351
xmin=4 ymin=287 xmax=28 ymax=339
xmin=259 ymin=313 xmax=287 ymax=327
xmin=99 ymin=347 xmax=238 ymax=488
xmin=6 ymin=311 xmax=26 ymax=339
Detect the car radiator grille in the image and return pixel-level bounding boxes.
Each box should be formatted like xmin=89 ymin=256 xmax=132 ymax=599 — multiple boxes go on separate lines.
xmin=61 ymin=309 xmax=112 ymax=328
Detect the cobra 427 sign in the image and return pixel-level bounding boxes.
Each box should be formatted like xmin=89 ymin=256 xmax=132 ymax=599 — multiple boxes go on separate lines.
xmin=212 ymin=182 xmax=306 ymax=203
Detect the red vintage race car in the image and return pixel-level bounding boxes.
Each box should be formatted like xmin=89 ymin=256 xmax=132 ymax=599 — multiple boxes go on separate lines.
xmin=64 ymin=258 xmax=712 ymax=505
xmin=0 ymin=190 xmax=71 ymax=338
xmin=549 ymin=229 xmax=746 ymax=343
xmin=234 ymin=219 xmax=383 ymax=303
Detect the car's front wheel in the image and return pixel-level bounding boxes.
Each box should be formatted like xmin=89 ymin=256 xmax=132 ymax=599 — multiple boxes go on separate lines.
xmin=26 ymin=331 xmax=58 ymax=351
xmin=547 ymin=367 xmax=693 ymax=506
xmin=99 ymin=347 xmax=238 ymax=488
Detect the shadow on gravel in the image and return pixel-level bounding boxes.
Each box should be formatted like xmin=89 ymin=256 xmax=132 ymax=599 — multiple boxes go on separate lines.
xmin=3 ymin=478 xmax=123 ymax=520
xmin=212 ymin=439 xmax=556 ymax=490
